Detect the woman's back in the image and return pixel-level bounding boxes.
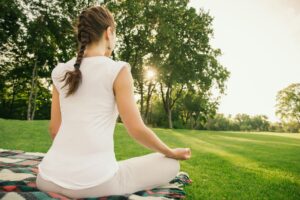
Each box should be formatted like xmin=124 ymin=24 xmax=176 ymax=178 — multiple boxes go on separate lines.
xmin=38 ymin=56 xmax=131 ymax=190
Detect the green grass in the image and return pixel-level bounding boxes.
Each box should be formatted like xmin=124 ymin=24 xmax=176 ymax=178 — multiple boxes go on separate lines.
xmin=1 ymin=118 xmax=300 ymax=199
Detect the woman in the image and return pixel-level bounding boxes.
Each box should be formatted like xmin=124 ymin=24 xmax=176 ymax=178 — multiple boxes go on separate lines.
xmin=36 ymin=5 xmax=191 ymax=199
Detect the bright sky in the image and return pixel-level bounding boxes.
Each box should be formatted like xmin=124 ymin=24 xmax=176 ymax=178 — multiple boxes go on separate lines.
xmin=188 ymin=0 xmax=300 ymax=122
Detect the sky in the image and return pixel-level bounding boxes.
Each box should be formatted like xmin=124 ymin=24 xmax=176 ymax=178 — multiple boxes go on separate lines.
xmin=188 ymin=0 xmax=300 ymax=122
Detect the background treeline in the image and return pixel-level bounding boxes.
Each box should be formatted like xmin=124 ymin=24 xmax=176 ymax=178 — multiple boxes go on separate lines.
xmin=143 ymin=91 xmax=300 ymax=133
xmin=204 ymin=113 xmax=300 ymax=133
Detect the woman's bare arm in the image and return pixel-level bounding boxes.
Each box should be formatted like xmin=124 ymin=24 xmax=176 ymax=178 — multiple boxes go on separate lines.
xmin=113 ymin=65 xmax=174 ymax=157
xmin=49 ymin=84 xmax=61 ymax=141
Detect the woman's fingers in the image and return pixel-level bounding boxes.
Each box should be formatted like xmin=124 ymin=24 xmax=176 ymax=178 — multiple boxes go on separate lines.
xmin=185 ymin=148 xmax=191 ymax=159
xmin=166 ymin=147 xmax=192 ymax=160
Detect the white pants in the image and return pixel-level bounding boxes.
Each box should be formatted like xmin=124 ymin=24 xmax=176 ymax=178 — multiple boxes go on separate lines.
xmin=36 ymin=152 xmax=180 ymax=199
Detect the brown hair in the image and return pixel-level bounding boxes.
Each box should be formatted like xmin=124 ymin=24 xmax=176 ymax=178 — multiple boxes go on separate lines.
xmin=59 ymin=5 xmax=116 ymax=97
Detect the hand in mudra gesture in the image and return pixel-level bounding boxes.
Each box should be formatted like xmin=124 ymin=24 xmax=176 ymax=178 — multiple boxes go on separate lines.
xmin=166 ymin=148 xmax=192 ymax=160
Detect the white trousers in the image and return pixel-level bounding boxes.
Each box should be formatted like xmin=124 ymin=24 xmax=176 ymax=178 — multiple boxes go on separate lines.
xmin=36 ymin=152 xmax=180 ymax=199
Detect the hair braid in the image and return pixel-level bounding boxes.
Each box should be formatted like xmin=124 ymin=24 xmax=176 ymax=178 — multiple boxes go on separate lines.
xmin=74 ymin=30 xmax=90 ymax=69
xmin=60 ymin=19 xmax=91 ymax=97
xmin=57 ymin=5 xmax=116 ymax=97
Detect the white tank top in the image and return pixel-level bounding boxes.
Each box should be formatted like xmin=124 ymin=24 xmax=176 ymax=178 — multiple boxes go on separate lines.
xmin=38 ymin=56 xmax=131 ymax=190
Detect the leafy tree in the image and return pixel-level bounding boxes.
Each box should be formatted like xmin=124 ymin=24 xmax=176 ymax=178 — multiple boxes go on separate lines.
xmin=0 ymin=0 xmax=98 ymax=119
xmin=108 ymin=0 xmax=230 ymax=128
xmin=251 ymin=115 xmax=270 ymax=131
xmin=275 ymin=83 xmax=300 ymax=133
xmin=276 ymin=83 xmax=300 ymax=127
xmin=205 ymin=113 xmax=231 ymax=131
xmin=151 ymin=2 xmax=229 ymax=128
xmin=175 ymin=88 xmax=218 ymax=129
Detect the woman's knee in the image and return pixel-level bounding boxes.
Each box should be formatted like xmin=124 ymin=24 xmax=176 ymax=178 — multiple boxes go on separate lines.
xmin=153 ymin=152 xmax=180 ymax=178
xmin=35 ymin=173 xmax=42 ymax=190
xmin=167 ymin=156 xmax=180 ymax=177
xmin=116 ymin=152 xmax=181 ymax=194
xmin=154 ymin=152 xmax=180 ymax=171
xmin=147 ymin=153 xmax=180 ymax=186
xmin=36 ymin=173 xmax=63 ymax=194
xmin=36 ymin=173 xmax=47 ymax=191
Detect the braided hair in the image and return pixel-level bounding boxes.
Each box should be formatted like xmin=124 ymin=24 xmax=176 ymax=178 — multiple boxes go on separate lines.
xmin=59 ymin=5 xmax=116 ymax=97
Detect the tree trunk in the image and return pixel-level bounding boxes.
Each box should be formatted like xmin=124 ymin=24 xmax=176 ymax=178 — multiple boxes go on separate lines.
xmin=8 ymin=79 xmax=16 ymax=118
xmin=144 ymin=82 xmax=156 ymax=124
xmin=167 ymin=108 xmax=173 ymax=129
xmin=27 ymin=58 xmax=38 ymax=120
xmin=31 ymin=85 xmax=38 ymax=120
xmin=159 ymin=81 xmax=184 ymax=129
xmin=139 ymin=80 xmax=145 ymax=121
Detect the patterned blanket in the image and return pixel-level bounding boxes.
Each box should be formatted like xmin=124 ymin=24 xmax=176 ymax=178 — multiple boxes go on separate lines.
xmin=0 ymin=148 xmax=192 ymax=200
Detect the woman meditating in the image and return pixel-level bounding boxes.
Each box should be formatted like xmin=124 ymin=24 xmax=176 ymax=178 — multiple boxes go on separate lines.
xmin=36 ymin=5 xmax=191 ymax=199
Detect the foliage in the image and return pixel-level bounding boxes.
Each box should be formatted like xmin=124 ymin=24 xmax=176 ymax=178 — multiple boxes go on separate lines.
xmin=107 ymin=0 xmax=230 ymax=128
xmin=276 ymin=83 xmax=300 ymax=126
xmin=204 ymin=113 xmax=299 ymax=133
xmin=0 ymin=0 xmax=98 ymax=119
xmin=1 ymin=0 xmax=229 ymax=129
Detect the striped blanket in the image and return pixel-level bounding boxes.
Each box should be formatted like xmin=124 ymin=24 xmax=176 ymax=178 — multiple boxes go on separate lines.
xmin=0 ymin=148 xmax=192 ymax=200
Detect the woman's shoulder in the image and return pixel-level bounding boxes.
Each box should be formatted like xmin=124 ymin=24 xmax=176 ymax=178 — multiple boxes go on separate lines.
xmin=51 ymin=57 xmax=76 ymax=78
xmin=113 ymin=60 xmax=131 ymax=71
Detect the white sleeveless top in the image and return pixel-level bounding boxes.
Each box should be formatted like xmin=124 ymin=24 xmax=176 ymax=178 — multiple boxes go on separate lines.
xmin=38 ymin=56 xmax=131 ymax=190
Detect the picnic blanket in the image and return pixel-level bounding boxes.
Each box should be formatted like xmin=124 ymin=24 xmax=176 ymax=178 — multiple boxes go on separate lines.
xmin=0 ymin=148 xmax=192 ymax=200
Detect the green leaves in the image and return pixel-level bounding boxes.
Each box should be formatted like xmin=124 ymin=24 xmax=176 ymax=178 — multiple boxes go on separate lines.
xmin=276 ymin=83 xmax=300 ymax=126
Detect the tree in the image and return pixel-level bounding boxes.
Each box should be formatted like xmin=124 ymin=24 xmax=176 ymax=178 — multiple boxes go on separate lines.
xmin=108 ymin=1 xmax=230 ymax=128
xmin=251 ymin=115 xmax=270 ymax=131
xmin=176 ymin=87 xmax=218 ymax=129
xmin=0 ymin=0 xmax=97 ymax=119
xmin=276 ymin=83 xmax=300 ymax=126
xmin=205 ymin=113 xmax=231 ymax=131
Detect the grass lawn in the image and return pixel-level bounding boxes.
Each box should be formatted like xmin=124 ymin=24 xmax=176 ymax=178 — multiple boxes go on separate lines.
xmin=0 ymin=118 xmax=300 ymax=199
